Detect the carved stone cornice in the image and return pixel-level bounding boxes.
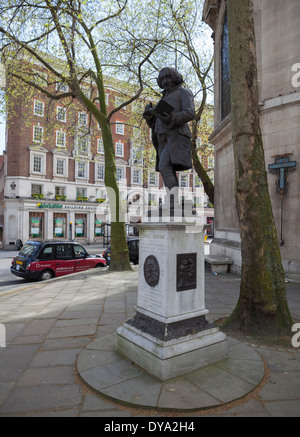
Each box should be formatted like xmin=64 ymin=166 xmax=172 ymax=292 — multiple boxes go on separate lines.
xmin=202 ymin=0 xmax=222 ymax=31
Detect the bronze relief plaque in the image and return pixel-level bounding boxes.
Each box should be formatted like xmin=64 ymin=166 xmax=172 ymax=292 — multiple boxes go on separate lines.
xmin=177 ymin=253 xmax=197 ymax=292
xmin=144 ymin=255 xmax=160 ymax=287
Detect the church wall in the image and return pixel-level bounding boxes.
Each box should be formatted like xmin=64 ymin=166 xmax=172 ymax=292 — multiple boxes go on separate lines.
xmin=203 ymin=0 xmax=300 ymax=279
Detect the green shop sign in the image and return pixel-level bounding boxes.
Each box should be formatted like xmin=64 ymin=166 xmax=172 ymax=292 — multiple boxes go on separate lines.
xmin=37 ymin=203 xmax=63 ymax=209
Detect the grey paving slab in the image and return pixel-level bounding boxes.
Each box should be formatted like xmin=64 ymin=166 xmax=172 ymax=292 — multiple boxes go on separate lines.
xmin=0 ymin=267 xmax=299 ymax=417
xmin=101 ymin=373 xmax=162 ymax=408
xmin=158 ymin=378 xmax=221 ymax=410
xmin=0 ymin=384 xmax=83 ymax=415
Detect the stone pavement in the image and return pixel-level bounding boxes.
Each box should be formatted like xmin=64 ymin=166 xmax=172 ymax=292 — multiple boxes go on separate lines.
xmin=0 ymin=266 xmax=299 ymax=417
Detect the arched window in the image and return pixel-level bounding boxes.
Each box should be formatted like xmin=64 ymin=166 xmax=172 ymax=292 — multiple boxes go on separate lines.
xmin=221 ymin=10 xmax=231 ymax=119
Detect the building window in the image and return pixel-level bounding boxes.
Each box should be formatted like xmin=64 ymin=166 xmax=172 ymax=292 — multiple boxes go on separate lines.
xmin=55 ymin=186 xmax=65 ymax=197
xmin=221 ymin=10 xmax=231 ymax=120
xmin=34 ymin=100 xmax=44 ymax=117
xmin=56 ymin=158 xmax=65 ymax=176
xmin=53 ymin=214 xmax=67 ymax=238
xmin=132 ymin=168 xmax=141 ymax=185
xmin=115 ymin=141 xmax=124 ymax=157
xmin=56 ymin=82 xmax=69 ymax=92
xmin=208 ymin=156 xmax=214 ymax=169
xmin=33 ymin=125 xmax=44 ymax=143
xmin=116 ymin=167 xmax=124 ymax=183
xmin=56 ymin=131 xmax=66 ymax=148
xmin=180 ymin=173 xmax=189 ymax=188
xmin=78 ymin=111 xmax=88 ymax=126
xmin=75 ymin=215 xmax=86 ymax=237
xmin=115 ymin=96 xmax=124 ymax=108
xmin=94 ymin=217 xmax=104 ymax=237
xmin=148 ymin=170 xmax=158 ymax=186
xmin=115 ymin=122 xmax=124 ymax=135
xmin=131 ymin=145 xmax=143 ymax=164
xmin=57 ymin=106 xmax=66 ymax=122
xmin=76 ymin=187 xmax=86 ymax=199
xmin=29 ymin=213 xmax=44 ymax=238
xmin=77 ymin=135 xmax=89 ymax=155
xmin=31 ymin=184 xmax=43 ymax=195
xmin=97 ymin=137 xmax=104 ymax=154
xmin=96 ymin=164 xmax=105 ymax=181
xmin=77 ymin=162 xmax=87 ymax=178
xmin=33 ymin=70 xmax=47 ymax=87
xmin=33 ymin=155 xmax=42 ymax=173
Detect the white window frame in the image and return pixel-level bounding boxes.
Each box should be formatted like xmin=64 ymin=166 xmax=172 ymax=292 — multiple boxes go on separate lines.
xmin=116 ymin=166 xmax=125 ymax=184
xmin=56 ymin=130 xmax=66 ymax=148
xmin=30 ymin=151 xmax=46 ymax=176
xmin=78 ymin=111 xmax=88 ymax=126
xmin=96 ymin=164 xmax=105 ymax=181
xmin=34 ymin=100 xmax=44 ymax=117
xmin=76 ymin=160 xmax=89 ymax=180
xmin=56 ymin=82 xmax=69 ymax=92
xmin=148 ymin=170 xmax=158 ymax=186
xmin=131 ymin=145 xmax=143 ymax=164
xmin=57 ymin=106 xmax=67 ymax=122
xmin=55 ymin=186 xmax=65 ymax=197
xmin=33 ymin=70 xmax=47 ymax=87
xmin=77 ymin=135 xmax=89 ymax=155
xmin=115 ymin=141 xmax=124 ymax=157
xmin=115 ymin=121 xmax=124 ymax=135
xmin=76 ymin=187 xmax=87 ymax=199
xmin=33 ymin=155 xmax=42 ymax=173
xmin=132 ymin=168 xmax=142 ymax=185
xmin=33 ymin=124 xmax=44 ymax=143
xmin=180 ymin=173 xmax=189 ymax=188
xmin=208 ymin=155 xmax=214 ymax=169
xmin=194 ymin=173 xmax=202 ymax=189
xmin=53 ymin=155 xmax=68 ymax=179
xmin=97 ymin=137 xmax=104 ymax=154
xmin=56 ymin=158 xmax=65 ymax=176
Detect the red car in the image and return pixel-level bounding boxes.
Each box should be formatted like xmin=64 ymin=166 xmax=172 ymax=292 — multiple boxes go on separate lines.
xmin=11 ymin=241 xmax=106 ymax=281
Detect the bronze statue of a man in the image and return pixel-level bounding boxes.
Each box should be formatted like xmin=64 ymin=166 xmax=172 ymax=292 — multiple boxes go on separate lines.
xmin=143 ymin=67 xmax=196 ymax=191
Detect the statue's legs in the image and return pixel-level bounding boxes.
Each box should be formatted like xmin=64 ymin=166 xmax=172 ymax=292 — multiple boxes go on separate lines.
xmin=158 ymin=145 xmax=179 ymax=191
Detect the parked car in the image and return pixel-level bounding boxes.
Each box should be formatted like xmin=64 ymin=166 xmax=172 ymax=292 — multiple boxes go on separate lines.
xmin=11 ymin=241 xmax=106 ymax=281
xmin=103 ymin=237 xmax=139 ymax=266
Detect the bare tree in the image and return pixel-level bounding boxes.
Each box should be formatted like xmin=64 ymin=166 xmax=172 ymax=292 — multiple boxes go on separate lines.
xmin=0 ymin=0 xmax=161 ymax=270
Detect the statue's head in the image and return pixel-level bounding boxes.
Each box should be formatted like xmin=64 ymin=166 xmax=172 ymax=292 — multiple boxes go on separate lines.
xmin=157 ymin=67 xmax=184 ymax=90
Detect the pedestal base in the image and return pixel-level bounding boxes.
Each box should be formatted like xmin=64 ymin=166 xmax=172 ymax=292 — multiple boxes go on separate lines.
xmin=116 ymin=321 xmax=227 ymax=381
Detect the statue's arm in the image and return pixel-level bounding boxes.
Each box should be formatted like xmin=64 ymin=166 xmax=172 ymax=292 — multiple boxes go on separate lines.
xmin=143 ymin=104 xmax=157 ymax=129
xmin=171 ymin=89 xmax=196 ymax=127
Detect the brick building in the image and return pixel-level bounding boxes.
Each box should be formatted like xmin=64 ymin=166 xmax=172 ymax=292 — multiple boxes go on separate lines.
xmin=0 ymin=61 xmax=214 ymax=249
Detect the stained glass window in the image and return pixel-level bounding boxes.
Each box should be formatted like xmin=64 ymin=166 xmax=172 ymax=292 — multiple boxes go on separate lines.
xmin=221 ymin=11 xmax=231 ymax=120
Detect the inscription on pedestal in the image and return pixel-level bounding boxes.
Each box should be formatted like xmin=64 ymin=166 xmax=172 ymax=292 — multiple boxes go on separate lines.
xmin=177 ymin=253 xmax=197 ymax=291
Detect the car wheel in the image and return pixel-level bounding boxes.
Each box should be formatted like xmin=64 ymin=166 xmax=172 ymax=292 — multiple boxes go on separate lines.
xmin=95 ymin=263 xmax=105 ymax=268
xmin=40 ymin=269 xmax=54 ymax=281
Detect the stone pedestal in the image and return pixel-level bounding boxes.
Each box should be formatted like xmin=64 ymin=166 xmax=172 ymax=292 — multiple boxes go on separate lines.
xmin=116 ymin=222 xmax=227 ymax=381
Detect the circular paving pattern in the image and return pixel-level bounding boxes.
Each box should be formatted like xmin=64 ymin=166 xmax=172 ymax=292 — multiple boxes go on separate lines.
xmin=76 ymin=333 xmax=265 ymax=412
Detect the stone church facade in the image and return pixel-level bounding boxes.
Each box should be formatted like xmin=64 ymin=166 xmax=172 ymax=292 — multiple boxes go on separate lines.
xmin=203 ymin=0 xmax=300 ymax=279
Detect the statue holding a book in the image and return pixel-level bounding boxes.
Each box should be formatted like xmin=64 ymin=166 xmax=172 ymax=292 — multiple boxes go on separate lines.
xmin=143 ymin=67 xmax=196 ymax=191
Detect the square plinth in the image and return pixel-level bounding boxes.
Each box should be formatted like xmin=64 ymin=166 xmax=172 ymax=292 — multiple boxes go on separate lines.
xmin=116 ymin=322 xmax=227 ymax=381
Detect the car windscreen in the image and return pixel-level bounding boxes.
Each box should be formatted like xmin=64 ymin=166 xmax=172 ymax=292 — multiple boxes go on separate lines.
xmin=18 ymin=244 xmax=39 ymax=258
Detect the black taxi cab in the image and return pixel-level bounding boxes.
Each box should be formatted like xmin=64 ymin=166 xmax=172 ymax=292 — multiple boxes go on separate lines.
xmin=11 ymin=241 xmax=106 ymax=281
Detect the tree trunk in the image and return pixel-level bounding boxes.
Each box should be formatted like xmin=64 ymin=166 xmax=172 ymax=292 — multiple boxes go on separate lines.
xmin=224 ymin=0 xmax=293 ymax=335
xmin=102 ymin=121 xmax=131 ymax=271
xmin=191 ymin=138 xmax=214 ymax=205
